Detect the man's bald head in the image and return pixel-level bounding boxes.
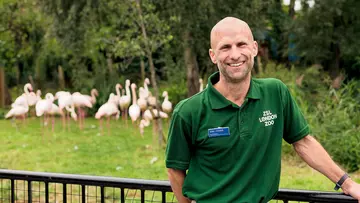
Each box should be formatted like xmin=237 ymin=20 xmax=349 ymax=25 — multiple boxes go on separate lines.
xmin=210 ymin=17 xmax=254 ymax=49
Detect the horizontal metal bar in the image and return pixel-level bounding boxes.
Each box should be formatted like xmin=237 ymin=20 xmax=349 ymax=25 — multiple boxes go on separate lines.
xmin=0 ymin=169 xmax=357 ymax=202
xmin=0 ymin=169 xmax=172 ymax=191
xmin=275 ymin=189 xmax=356 ymax=203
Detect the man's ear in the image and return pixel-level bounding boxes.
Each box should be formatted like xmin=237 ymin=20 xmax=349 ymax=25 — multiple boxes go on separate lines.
xmin=253 ymin=41 xmax=259 ymax=56
xmin=209 ymin=49 xmax=217 ymax=64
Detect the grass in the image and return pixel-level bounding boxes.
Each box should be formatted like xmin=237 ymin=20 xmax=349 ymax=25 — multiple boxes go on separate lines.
xmin=0 ymin=116 xmax=359 ymax=194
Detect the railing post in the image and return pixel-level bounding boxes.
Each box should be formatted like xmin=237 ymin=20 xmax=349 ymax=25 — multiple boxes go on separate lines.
xmin=81 ymin=185 xmax=86 ymax=203
xmin=101 ymin=186 xmax=104 ymax=203
xmin=162 ymin=191 xmax=166 ymax=203
xmin=121 ymin=188 xmax=125 ymax=203
xmin=141 ymin=189 xmax=145 ymax=203
xmin=11 ymin=179 xmax=15 ymax=203
xmin=28 ymin=181 xmax=32 ymax=203
xmin=45 ymin=182 xmax=49 ymax=203
xmin=63 ymin=183 xmax=67 ymax=203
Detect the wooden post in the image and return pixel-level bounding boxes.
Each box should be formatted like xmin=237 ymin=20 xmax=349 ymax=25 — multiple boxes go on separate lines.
xmin=58 ymin=65 xmax=65 ymax=89
xmin=0 ymin=67 xmax=5 ymax=107
xmin=140 ymin=57 xmax=145 ymax=82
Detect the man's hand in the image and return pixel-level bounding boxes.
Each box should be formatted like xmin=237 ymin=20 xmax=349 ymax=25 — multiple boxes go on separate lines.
xmin=341 ymin=178 xmax=360 ymax=203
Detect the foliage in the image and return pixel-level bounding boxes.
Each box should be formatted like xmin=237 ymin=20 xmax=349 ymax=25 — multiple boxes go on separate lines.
xmin=292 ymin=0 xmax=360 ymax=77
xmin=309 ymin=80 xmax=360 ymax=172
xmin=259 ymin=63 xmax=360 ymax=172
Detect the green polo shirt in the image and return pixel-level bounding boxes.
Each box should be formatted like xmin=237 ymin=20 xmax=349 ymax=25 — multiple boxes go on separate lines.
xmin=165 ymin=72 xmax=310 ymax=203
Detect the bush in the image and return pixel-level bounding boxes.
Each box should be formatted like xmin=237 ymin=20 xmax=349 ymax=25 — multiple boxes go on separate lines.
xmin=258 ymin=62 xmax=360 ymax=172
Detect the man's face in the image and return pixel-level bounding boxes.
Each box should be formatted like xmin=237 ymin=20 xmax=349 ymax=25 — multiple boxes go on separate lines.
xmin=209 ymin=24 xmax=258 ymax=83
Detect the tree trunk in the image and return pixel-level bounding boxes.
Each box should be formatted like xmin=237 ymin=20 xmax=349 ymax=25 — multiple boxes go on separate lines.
xmin=329 ymin=42 xmax=341 ymax=79
xmin=135 ymin=0 xmax=165 ymax=148
xmin=107 ymin=56 xmax=113 ymax=74
xmin=140 ymin=57 xmax=145 ymax=82
xmin=15 ymin=64 xmax=20 ymax=95
xmin=28 ymin=75 xmax=35 ymax=90
xmin=289 ymin=0 xmax=296 ymax=19
xmin=58 ymin=65 xmax=65 ymax=89
xmin=0 ymin=67 xmax=5 ymax=108
xmin=183 ymin=30 xmax=200 ymax=97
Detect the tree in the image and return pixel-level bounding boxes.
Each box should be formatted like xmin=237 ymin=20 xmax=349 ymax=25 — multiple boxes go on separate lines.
xmin=293 ymin=0 xmax=360 ymax=78
xmin=0 ymin=0 xmax=47 ymax=89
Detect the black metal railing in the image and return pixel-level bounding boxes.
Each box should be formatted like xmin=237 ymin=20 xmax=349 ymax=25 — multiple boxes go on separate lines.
xmin=0 ymin=169 xmax=357 ymax=203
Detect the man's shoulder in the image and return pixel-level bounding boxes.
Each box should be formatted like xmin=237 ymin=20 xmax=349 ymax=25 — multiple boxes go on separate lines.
xmin=173 ymin=91 xmax=205 ymax=116
xmin=252 ymin=77 xmax=288 ymax=91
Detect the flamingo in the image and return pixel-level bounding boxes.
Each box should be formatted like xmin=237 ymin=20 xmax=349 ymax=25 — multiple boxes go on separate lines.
xmin=161 ymin=91 xmax=172 ymax=126
xmin=139 ymin=119 xmax=150 ymax=137
xmin=143 ymin=78 xmax=150 ymax=99
xmin=55 ymin=91 xmax=73 ymax=130
xmin=47 ymin=103 xmax=64 ymax=132
xmin=119 ymin=80 xmax=131 ymax=125
xmin=137 ymin=87 xmax=148 ymax=115
xmin=95 ymin=94 xmax=120 ymax=135
xmin=143 ymin=108 xmax=168 ymax=138
xmin=27 ymin=89 xmax=41 ymax=117
xmin=84 ymin=89 xmax=99 ymax=105
xmin=147 ymin=91 xmax=157 ymax=107
xmin=5 ymin=100 xmax=29 ymax=125
xmin=128 ymin=83 xmax=141 ymax=128
xmin=72 ymin=92 xmax=93 ymax=130
xmin=65 ymin=104 xmax=78 ymax=121
xmin=35 ymin=93 xmax=54 ymax=134
xmin=199 ymin=78 xmax=204 ymax=92
xmin=11 ymin=83 xmax=33 ymax=108
xmin=114 ymin=83 xmax=122 ymax=107
xmin=143 ymin=109 xmax=168 ymax=121
xmin=161 ymin=91 xmax=172 ymax=114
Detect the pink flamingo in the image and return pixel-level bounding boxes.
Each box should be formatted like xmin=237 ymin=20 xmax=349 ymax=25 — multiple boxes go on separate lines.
xmin=137 ymin=87 xmax=148 ymax=116
xmin=72 ymin=92 xmax=93 ymax=130
xmin=128 ymin=83 xmax=141 ymax=129
xmin=11 ymin=83 xmax=33 ymax=108
xmin=84 ymin=89 xmax=99 ymax=105
xmin=35 ymin=93 xmax=54 ymax=136
xmin=55 ymin=91 xmax=73 ymax=131
xmin=5 ymin=100 xmax=29 ymax=126
xmin=119 ymin=80 xmax=131 ymax=125
xmin=95 ymin=93 xmax=120 ymax=135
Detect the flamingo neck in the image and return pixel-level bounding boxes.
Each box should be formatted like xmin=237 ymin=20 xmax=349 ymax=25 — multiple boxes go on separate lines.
xmin=131 ymin=86 xmax=137 ymax=105
xmin=116 ymin=86 xmax=121 ymax=98
xmin=144 ymin=82 xmax=148 ymax=92
xmin=24 ymin=85 xmax=30 ymax=95
xmin=91 ymin=90 xmax=97 ymax=100
xmin=126 ymin=84 xmax=131 ymax=97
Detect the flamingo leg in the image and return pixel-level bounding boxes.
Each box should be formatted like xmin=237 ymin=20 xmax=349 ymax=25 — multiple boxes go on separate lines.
xmin=125 ymin=109 xmax=128 ymax=127
xmin=100 ymin=118 xmax=103 ymax=135
xmin=52 ymin=115 xmax=55 ymax=132
xmin=107 ymin=116 xmax=110 ymax=135
xmin=77 ymin=107 xmax=82 ymax=130
xmin=82 ymin=108 xmax=86 ymax=128
xmin=61 ymin=110 xmax=66 ymax=131
xmin=67 ymin=111 xmax=71 ymax=132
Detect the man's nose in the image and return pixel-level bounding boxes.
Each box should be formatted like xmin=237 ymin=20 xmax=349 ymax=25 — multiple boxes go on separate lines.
xmin=229 ymin=47 xmax=241 ymax=61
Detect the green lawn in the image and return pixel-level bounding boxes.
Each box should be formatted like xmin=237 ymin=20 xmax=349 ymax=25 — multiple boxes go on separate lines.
xmin=1 ymin=117 xmax=359 ymax=193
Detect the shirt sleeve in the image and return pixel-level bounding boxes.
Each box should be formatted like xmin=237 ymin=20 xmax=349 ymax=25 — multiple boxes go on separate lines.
xmin=165 ymin=110 xmax=192 ymax=170
xmin=281 ymin=84 xmax=310 ymax=144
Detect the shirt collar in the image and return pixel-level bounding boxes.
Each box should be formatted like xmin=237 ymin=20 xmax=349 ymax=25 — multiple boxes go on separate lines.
xmin=206 ymin=72 xmax=261 ymax=110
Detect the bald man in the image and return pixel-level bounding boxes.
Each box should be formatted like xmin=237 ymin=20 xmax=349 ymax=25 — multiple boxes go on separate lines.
xmin=165 ymin=17 xmax=360 ymax=203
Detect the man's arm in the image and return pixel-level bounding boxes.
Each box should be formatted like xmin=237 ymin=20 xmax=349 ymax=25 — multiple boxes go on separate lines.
xmin=293 ymin=135 xmax=360 ymax=202
xmin=167 ymin=168 xmax=191 ymax=203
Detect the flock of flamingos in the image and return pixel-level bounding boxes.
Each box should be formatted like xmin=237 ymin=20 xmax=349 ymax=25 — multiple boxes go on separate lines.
xmin=4 ymin=78 xmax=206 ymax=136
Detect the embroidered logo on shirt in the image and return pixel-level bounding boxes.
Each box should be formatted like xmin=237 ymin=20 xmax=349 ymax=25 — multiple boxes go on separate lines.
xmin=259 ymin=110 xmax=277 ymax=127
xmin=208 ymin=127 xmax=230 ymax=137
